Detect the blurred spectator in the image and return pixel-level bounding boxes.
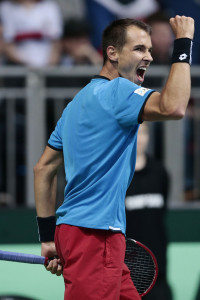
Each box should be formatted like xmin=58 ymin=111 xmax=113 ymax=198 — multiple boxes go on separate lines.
xmin=0 ymin=0 xmax=63 ymax=67
xmin=0 ymin=23 xmax=5 ymax=64
xmin=85 ymin=0 xmax=160 ymax=51
xmin=159 ymin=0 xmax=200 ymax=64
xmin=157 ymin=0 xmax=200 ymax=199
xmin=125 ymin=123 xmax=173 ymax=300
xmin=60 ymin=18 xmax=102 ymax=66
xmin=145 ymin=10 xmax=198 ymax=200
xmin=145 ymin=12 xmax=174 ymax=64
xmin=89 ymin=0 xmax=159 ymax=19
xmin=144 ymin=12 xmax=174 ymax=168
xmin=56 ymin=0 xmax=86 ymax=21
xmin=184 ymin=98 xmax=200 ymax=201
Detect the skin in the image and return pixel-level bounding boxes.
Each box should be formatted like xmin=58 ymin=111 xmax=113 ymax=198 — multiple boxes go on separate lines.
xmin=62 ymin=36 xmax=103 ymax=65
xmin=34 ymin=15 xmax=194 ymax=276
xmin=101 ymin=25 xmax=153 ymax=84
xmin=134 ymin=123 xmax=149 ymax=171
xmin=34 ymin=148 xmax=63 ymax=276
xmin=150 ymin=22 xmax=174 ymax=63
xmin=100 ymin=16 xmax=194 ymax=121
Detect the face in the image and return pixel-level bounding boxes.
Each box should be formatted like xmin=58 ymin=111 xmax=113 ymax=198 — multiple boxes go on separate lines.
xmin=63 ymin=36 xmax=89 ymax=54
xmin=116 ymin=26 xmax=153 ymax=85
xmin=151 ymin=22 xmax=173 ymax=56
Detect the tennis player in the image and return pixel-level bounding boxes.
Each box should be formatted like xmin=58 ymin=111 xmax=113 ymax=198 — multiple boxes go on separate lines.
xmin=34 ymin=16 xmax=194 ymax=300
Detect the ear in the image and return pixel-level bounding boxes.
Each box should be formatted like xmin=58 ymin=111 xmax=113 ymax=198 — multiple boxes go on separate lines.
xmin=106 ymin=46 xmax=119 ymax=62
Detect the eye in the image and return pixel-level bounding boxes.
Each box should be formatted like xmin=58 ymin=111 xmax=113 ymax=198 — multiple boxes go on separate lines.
xmin=149 ymin=48 xmax=153 ymax=54
xmin=135 ymin=47 xmax=143 ymax=52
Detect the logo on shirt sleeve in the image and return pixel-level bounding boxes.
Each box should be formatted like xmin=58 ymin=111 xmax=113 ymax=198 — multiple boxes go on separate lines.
xmin=134 ymin=87 xmax=150 ymax=96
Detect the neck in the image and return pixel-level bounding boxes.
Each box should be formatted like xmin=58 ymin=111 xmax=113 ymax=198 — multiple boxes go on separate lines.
xmin=99 ymin=60 xmax=120 ymax=80
xmin=135 ymin=153 xmax=147 ymax=171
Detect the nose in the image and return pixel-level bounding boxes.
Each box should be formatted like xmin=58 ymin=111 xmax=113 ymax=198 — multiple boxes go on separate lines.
xmin=144 ymin=51 xmax=153 ymax=63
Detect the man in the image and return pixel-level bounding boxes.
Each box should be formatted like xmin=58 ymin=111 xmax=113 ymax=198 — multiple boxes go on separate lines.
xmin=125 ymin=123 xmax=172 ymax=300
xmin=34 ymin=16 xmax=194 ymax=300
xmin=146 ymin=12 xmax=174 ymax=64
xmin=60 ymin=18 xmax=102 ymax=66
xmin=0 ymin=0 xmax=62 ymax=67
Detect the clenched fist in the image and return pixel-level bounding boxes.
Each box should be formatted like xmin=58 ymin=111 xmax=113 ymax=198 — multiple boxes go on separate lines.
xmin=169 ymin=15 xmax=194 ymax=40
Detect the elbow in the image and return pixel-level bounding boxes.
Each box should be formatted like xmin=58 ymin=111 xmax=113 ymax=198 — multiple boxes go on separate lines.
xmin=176 ymin=111 xmax=185 ymax=120
xmin=168 ymin=108 xmax=186 ymax=120
xmin=33 ymin=162 xmax=43 ymax=177
xmin=33 ymin=161 xmax=49 ymax=177
xmin=160 ymin=102 xmax=186 ymax=120
xmin=159 ymin=92 xmax=189 ymax=120
xmin=33 ymin=161 xmax=57 ymax=179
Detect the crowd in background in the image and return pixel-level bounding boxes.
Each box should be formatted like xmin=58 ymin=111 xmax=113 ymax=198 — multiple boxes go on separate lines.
xmin=0 ymin=0 xmax=199 ymax=203
xmin=0 ymin=0 xmax=199 ymax=67
xmin=0 ymin=1 xmax=199 ymax=299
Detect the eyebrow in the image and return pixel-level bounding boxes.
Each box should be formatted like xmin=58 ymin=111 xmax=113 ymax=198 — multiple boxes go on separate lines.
xmin=134 ymin=44 xmax=153 ymax=51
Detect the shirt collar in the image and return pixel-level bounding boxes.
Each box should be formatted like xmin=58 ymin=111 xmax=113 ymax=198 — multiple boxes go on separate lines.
xmin=93 ymin=75 xmax=110 ymax=81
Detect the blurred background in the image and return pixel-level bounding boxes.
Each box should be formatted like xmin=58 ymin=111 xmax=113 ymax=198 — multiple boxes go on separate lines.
xmin=0 ymin=0 xmax=200 ymax=299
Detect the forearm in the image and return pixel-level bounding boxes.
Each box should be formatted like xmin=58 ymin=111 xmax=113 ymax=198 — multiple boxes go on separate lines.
xmin=34 ymin=166 xmax=57 ymax=217
xmin=48 ymin=40 xmax=61 ymax=66
xmin=5 ymin=43 xmax=25 ymax=65
xmin=159 ymin=62 xmax=191 ymax=118
xmin=143 ymin=16 xmax=194 ymax=121
xmin=34 ymin=165 xmax=58 ymax=243
xmin=160 ymin=16 xmax=194 ymax=117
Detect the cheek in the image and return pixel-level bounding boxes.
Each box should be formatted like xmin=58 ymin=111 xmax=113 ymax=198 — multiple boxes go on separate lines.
xmin=118 ymin=53 xmax=138 ymax=72
xmin=152 ymin=32 xmax=173 ymax=49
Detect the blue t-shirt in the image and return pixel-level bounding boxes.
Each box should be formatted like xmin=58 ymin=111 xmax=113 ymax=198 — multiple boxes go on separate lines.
xmin=48 ymin=76 xmax=155 ymax=234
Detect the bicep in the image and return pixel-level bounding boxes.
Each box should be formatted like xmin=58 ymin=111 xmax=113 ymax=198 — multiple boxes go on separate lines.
xmin=35 ymin=146 xmax=63 ymax=175
xmin=141 ymin=91 xmax=173 ymax=122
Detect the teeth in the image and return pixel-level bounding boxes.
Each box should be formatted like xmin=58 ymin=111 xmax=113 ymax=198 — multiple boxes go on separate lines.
xmin=138 ymin=67 xmax=146 ymax=71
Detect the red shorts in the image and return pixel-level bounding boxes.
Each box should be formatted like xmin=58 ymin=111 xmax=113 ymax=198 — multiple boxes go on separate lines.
xmin=55 ymin=224 xmax=141 ymax=300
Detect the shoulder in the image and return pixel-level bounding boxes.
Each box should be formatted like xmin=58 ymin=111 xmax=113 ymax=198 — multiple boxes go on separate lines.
xmin=112 ymin=77 xmax=138 ymax=89
xmin=39 ymin=0 xmax=60 ymax=11
xmin=0 ymin=1 xmax=13 ymax=13
xmin=92 ymin=76 xmax=144 ymax=91
xmin=112 ymin=78 xmax=153 ymax=97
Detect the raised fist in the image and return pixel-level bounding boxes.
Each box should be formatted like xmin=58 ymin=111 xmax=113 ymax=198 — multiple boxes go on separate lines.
xmin=169 ymin=15 xmax=194 ymax=40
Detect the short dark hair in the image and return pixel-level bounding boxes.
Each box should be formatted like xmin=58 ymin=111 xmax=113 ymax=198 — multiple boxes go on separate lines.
xmin=62 ymin=18 xmax=90 ymax=39
xmin=102 ymin=18 xmax=152 ymax=64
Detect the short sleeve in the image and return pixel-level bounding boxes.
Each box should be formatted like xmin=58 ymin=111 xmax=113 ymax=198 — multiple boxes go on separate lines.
xmin=109 ymin=78 xmax=155 ymax=127
xmin=0 ymin=2 xmax=15 ymax=42
xmin=48 ymin=117 xmax=63 ymax=151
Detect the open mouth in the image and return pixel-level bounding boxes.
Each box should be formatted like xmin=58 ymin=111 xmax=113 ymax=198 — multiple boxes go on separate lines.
xmin=136 ymin=67 xmax=146 ymax=83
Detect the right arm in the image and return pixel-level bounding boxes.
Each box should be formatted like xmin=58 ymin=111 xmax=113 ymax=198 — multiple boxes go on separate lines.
xmin=34 ymin=146 xmax=63 ymax=218
xmin=142 ymin=16 xmax=194 ymax=121
xmin=34 ymin=146 xmax=63 ymax=276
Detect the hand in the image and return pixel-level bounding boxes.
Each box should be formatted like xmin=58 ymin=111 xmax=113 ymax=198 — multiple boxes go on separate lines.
xmin=73 ymin=43 xmax=103 ymax=65
xmin=169 ymin=15 xmax=194 ymax=40
xmin=41 ymin=241 xmax=63 ymax=276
